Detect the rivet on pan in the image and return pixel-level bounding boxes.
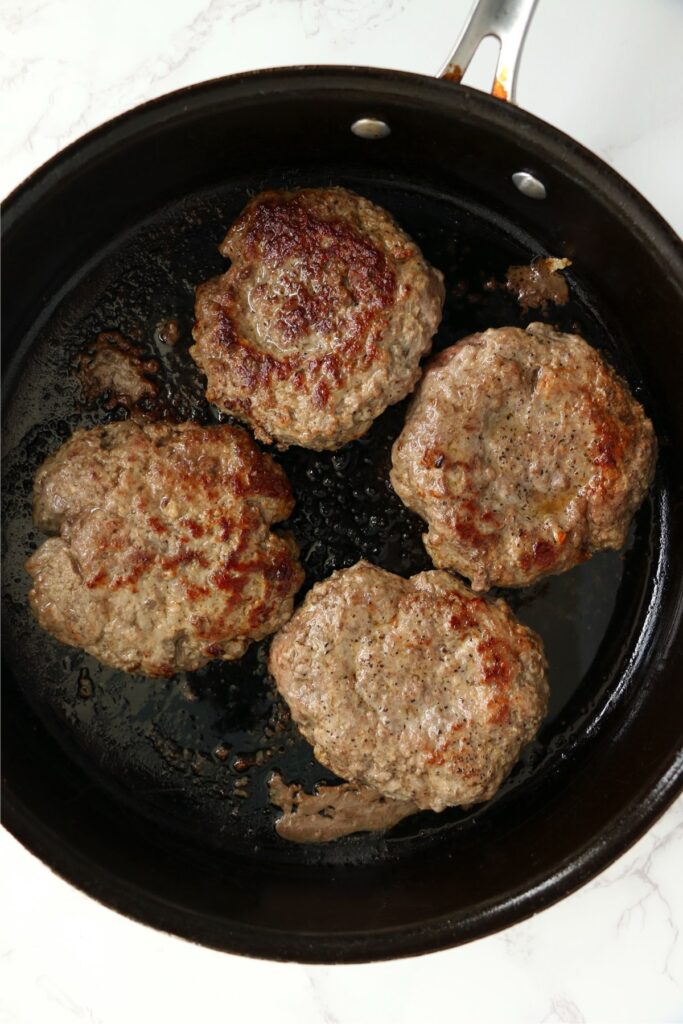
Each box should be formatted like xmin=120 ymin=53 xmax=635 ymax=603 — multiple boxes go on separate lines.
xmin=351 ymin=118 xmax=391 ymax=140
xmin=512 ymin=171 xmax=547 ymax=200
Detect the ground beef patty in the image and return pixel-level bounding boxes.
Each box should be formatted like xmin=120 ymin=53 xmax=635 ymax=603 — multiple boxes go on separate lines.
xmin=269 ymin=561 xmax=548 ymax=812
xmin=391 ymin=323 xmax=657 ymax=590
xmin=27 ymin=421 xmax=303 ymax=677
xmin=190 ymin=187 xmax=444 ymax=450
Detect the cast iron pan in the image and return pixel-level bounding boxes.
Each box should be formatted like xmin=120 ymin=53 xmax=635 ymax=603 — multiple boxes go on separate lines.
xmin=2 ymin=40 xmax=683 ymax=963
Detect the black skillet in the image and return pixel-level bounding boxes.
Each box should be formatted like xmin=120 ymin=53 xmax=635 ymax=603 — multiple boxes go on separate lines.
xmin=2 ymin=0 xmax=683 ymax=963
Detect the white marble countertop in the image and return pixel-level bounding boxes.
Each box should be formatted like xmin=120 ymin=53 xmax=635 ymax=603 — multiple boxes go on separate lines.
xmin=1 ymin=1 xmax=682 ymax=1021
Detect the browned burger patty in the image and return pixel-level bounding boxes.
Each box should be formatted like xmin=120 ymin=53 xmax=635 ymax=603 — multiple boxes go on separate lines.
xmin=190 ymin=187 xmax=445 ymax=450
xmin=269 ymin=561 xmax=548 ymax=812
xmin=391 ymin=323 xmax=657 ymax=590
xmin=27 ymin=420 xmax=303 ymax=677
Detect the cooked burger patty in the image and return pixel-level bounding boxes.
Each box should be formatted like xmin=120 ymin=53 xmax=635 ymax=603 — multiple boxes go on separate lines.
xmin=191 ymin=187 xmax=445 ymax=450
xmin=27 ymin=420 xmax=303 ymax=677
xmin=391 ymin=323 xmax=656 ymax=590
xmin=269 ymin=561 xmax=548 ymax=812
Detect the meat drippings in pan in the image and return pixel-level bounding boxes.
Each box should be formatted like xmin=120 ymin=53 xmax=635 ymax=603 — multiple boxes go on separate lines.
xmin=77 ymin=331 xmax=160 ymax=414
xmin=268 ymin=772 xmax=416 ymax=843
xmin=155 ymin=318 xmax=182 ymax=347
xmin=504 ymin=257 xmax=572 ymax=311
xmin=77 ymin=325 xmax=213 ymax=424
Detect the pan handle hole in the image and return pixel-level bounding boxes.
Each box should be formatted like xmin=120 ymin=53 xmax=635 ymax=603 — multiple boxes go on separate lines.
xmin=351 ymin=118 xmax=391 ymax=140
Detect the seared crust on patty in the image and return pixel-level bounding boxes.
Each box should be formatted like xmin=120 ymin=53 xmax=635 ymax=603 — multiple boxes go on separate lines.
xmin=391 ymin=323 xmax=657 ymax=590
xmin=269 ymin=561 xmax=548 ymax=812
xmin=27 ymin=420 xmax=303 ymax=677
xmin=191 ymin=187 xmax=444 ymax=450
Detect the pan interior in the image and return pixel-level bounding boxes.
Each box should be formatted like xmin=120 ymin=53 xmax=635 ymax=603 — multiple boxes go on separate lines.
xmin=1 ymin=170 xmax=656 ymax=868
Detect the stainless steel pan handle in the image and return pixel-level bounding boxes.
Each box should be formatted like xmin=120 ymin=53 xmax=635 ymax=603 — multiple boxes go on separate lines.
xmin=438 ymin=0 xmax=539 ymax=103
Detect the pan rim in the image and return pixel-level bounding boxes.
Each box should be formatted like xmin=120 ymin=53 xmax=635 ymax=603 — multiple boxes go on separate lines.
xmin=2 ymin=65 xmax=683 ymax=267
xmin=2 ymin=63 xmax=682 ymax=964
xmin=4 ymin=746 xmax=682 ymax=964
